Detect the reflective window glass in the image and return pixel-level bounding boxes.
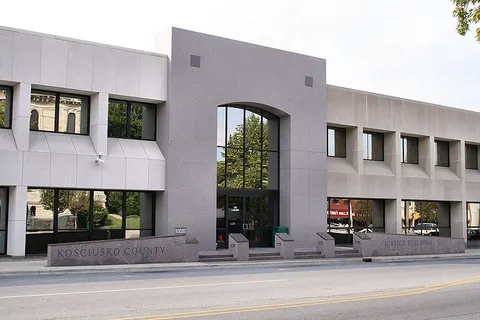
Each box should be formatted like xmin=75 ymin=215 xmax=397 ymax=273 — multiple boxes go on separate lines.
xmin=226 ymin=107 xmax=244 ymax=148
xmin=217 ymin=107 xmax=226 ymax=147
xmin=108 ymin=101 xmax=128 ymax=138
xmin=245 ymin=109 xmax=261 ymax=149
xmin=58 ymin=95 xmax=89 ymax=134
xmin=0 ymin=87 xmax=12 ymax=128
xmin=30 ymin=92 xmax=56 ymax=132
xmin=217 ymin=147 xmax=226 ymax=187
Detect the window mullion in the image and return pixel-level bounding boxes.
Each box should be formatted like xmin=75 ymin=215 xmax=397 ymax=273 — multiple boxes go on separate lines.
xmin=126 ymin=102 xmax=131 ymax=139
xmin=54 ymin=93 xmax=60 ymax=132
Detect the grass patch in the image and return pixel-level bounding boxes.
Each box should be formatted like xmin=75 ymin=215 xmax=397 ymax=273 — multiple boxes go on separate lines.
xmin=101 ymin=215 xmax=140 ymax=229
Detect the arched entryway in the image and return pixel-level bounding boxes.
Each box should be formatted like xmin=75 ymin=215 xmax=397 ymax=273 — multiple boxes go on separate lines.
xmin=216 ymin=104 xmax=280 ymax=248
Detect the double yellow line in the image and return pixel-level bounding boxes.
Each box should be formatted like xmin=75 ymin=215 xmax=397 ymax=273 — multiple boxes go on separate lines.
xmin=115 ymin=276 xmax=480 ymax=320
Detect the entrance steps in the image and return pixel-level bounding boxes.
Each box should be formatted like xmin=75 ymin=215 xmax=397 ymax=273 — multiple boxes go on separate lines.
xmin=198 ymin=247 xmax=361 ymax=262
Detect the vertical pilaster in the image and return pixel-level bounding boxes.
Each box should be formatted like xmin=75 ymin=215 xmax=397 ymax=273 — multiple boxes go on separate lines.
xmin=419 ymin=136 xmax=434 ymax=178
xmin=7 ymin=186 xmax=27 ymax=257
xmin=385 ymin=198 xmax=402 ymax=234
xmin=89 ymin=92 xmax=108 ymax=156
xmin=451 ymin=201 xmax=467 ymax=241
xmin=12 ymin=82 xmax=31 ymax=151
xmin=346 ymin=126 xmax=363 ymax=174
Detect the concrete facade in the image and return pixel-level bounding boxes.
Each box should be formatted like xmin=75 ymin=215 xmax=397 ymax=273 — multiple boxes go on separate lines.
xmin=0 ymin=25 xmax=479 ymax=256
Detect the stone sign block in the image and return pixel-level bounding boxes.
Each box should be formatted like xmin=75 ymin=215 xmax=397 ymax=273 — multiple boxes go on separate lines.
xmin=275 ymin=233 xmax=294 ymax=259
xmin=229 ymin=233 xmax=249 ymax=261
xmin=47 ymin=235 xmax=197 ymax=267
xmin=316 ymin=232 xmax=335 ymax=258
xmin=353 ymin=232 xmax=465 ymax=257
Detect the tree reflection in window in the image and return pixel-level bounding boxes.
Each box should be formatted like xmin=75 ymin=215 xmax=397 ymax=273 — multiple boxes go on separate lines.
xmin=217 ymin=105 xmax=279 ymax=190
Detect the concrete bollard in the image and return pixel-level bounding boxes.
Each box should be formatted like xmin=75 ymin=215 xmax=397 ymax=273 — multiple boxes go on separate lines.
xmin=229 ymin=233 xmax=249 ymax=261
xmin=316 ymin=232 xmax=335 ymax=258
xmin=275 ymin=233 xmax=294 ymax=259
xmin=185 ymin=235 xmax=200 ymax=262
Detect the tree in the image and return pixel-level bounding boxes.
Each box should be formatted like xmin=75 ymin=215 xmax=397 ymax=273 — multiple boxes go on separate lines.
xmin=355 ymin=200 xmax=373 ymax=228
xmin=0 ymin=100 xmax=5 ymax=127
xmin=452 ymin=0 xmax=480 ymax=43
xmin=217 ymin=112 xmax=269 ymax=189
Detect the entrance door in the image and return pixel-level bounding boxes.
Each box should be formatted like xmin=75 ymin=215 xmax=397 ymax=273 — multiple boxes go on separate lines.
xmin=226 ymin=196 xmax=264 ymax=247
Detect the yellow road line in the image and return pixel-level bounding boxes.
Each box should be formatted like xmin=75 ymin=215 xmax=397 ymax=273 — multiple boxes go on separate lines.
xmin=114 ymin=276 xmax=480 ymax=320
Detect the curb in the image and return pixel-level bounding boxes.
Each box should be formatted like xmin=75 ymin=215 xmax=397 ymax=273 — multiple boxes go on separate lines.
xmin=1 ymin=255 xmax=479 ymax=278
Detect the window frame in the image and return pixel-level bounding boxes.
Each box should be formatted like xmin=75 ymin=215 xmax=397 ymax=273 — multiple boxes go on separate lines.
xmin=400 ymin=136 xmax=419 ymax=164
xmin=465 ymin=144 xmax=478 ymax=170
xmin=0 ymin=86 xmax=13 ymax=129
xmin=327 ymin=126 xmax=347 ymax=158
xmin=0 ymin=187 xmax=9 ymax=255
xmin=108 ymin=99 xmax=157 ymax=141
xmin=217 ymin=105 xmax=280 ymax=190
xmin=435 ymin=140 xmax=450 ymax=167
xmin=30 ymin=89 xmax=90 ymax=135
xmin=363 ymin=131 xmax=384 ymax=161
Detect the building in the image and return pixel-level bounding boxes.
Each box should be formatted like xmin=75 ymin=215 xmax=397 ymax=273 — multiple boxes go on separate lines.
xmin=0 ymin=26 xmax=479 ymax=256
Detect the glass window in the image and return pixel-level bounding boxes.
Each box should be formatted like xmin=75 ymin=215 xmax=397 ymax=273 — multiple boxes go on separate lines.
xmin=401 ymin=136 xmax=419 ymax=164
xmin=467 ymin=203 xmax=480 ymax=241
xmin=217 ymin=107 xmax=226 ymax=147
xmin=466 ymin=144 xmax=478 ymax=170
xmin=217 ymin=147 xmax=226 ymax=188
xmin=30 ymin=91 xmax=89 ymax=134
xmin=219 ymin=105 xmax=279 ymax=190
xmin=108 ymin=100 xmax=156 ymax=140
xmin=0 ymin=188 xmax=7 ymax=255
xmin=0 ymin=86 xmax=12 ymax=128
xmin=226 ymin=107 xmax=244 ymax=148
xmin=30 ymin=92 xmax=56 ymax=132
xmin=327 ymin=127 xmax=346 ymax=158
xmin=402 ymin=201 xmax=449 ymax=236
xmin=435 ymin=140 xmax=450 ymax=167
xmin=26 ymin=189 xmax=54 ymax=231
xmin=363 ymin=131 xmax=384 ymax=161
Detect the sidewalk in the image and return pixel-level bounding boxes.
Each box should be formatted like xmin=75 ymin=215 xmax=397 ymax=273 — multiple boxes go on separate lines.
xmin=1 ymin=249 xmax=480 ymax=277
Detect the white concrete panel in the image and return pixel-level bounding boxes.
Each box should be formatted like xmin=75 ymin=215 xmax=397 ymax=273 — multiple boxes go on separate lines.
xmin=140 ymin=54 xmax=165 ymax=100
xmin=90 ymin=124 xmax=108 ymax=156
xmin=50 ymin=153 xmax=77 ymax=187
xmin=107 ymin=138 xmax=126 ymax=158
xmin=309 ymin=170 xmax=326 ymax=196
xmin=465 ymin=169 xmax=480 ymax=182
xmin=0 ymin=29 xmax=14 ymax=80
xmin=29 ymin=132 xmax=50 ymax=152
xmin=141 ymin=141 xmax=165 ymax=160
xmin=7 ymin=220 xmax=26 ymax=256
xmin=23 ymin=152 xmax=51 ymax=186
xmin=291 ymin=150 xmax=310 ymax=169
xmin=435 ymin=166 xmax=461 ymax=180
xmin=116 ymin=50 xmax=141 ymax=97
xmin=45 ymin=133 xmax=76 ymax=154
xmin=12 ymin=32 xmax=41 ymax=83
xmin=327 ymin=157 xmax=356 ymax=173
xmin=71 ymin=135 xmax=96 ymax=155
xmin=101 ymin=156 xmax=126 ymax=189
xmin=40 ymin=37 xmax=67 ymax=87
xmin=363 ymin=161 xmax=394 ymax=176
xmin=11 ymin=117 xmax=30 ymax=151
xmin=0 ymin=150 xmax=22 ymax=185
xmin=291 ymin=168 xmax=310 ymax=195
xmin=126 ymin=158 xmax=149 ymax=190
xmin=148 ymin=159 xmax=166 ymax=190
xmin=66 ymin=41 xmax=94 ymax=91
xmin=310 ymin=152 xmax=327 ymax=171
xmin=92 ymin=46 xmax=117 ymax=93
xmin=119 ymin=139 xmax=148 ymax=159
xmin=0 ymin=129 xmax=17 ymax=151
xmin=401 ymin=164 xmax=429 ymax=178
xmin=76 ymin=154 xmax=101 ymax=188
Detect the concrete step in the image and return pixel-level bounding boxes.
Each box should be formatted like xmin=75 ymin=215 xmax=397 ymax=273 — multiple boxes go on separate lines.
xmin=335 ymin=253 xmax=362 ymax=258
xmin=198 ymin=257 xmax=237 ymax=262
xmin=294 ymin=254 xmax=324 ymax=260
xmin=249 ymin=252 xmax=280 ymax=258
xmin=335 ymin=249 xmax=359 ymax=254
xmin=295 ymin=251 xmax=319 ymax=256
xmin=249 ymin=255 xmax=284 ymax=261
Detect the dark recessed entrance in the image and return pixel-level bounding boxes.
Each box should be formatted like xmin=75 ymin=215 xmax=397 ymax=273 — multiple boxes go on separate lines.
xmin=217 ymin=190 xmax=279 ymax=249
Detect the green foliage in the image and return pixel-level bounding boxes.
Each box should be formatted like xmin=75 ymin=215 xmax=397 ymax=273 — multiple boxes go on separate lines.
xmin=217 ymin=112 xmax=269 ymax=189
xmin=355 ymin=200 xmax=373 ymax=227
xmin=93 ymin=208 xmax=109 ymax=227
xmin=105 ymin=191 xmax=140 ymax=216
xmin=452 ymin=0 xmax=480 ymax=42
xmin=0 ymin=100 xmax=5 ymax=127
xmin=420 ymin=202 xmax=438 ymax=224
xmin=107 ymin=102 xmax=144 ymax=138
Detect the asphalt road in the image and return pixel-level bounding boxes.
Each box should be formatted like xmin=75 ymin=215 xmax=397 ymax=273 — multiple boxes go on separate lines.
xmin=0 ymin=260 xmax=479 ymax=320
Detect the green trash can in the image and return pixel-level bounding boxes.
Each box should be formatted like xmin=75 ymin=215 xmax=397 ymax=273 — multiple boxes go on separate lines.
xmin=272 ymin=226 xmax=289 ymax=246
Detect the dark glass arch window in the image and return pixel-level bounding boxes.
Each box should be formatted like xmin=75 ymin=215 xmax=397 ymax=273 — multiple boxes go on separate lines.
xmin=217 ymin=105 xmax=279 ymax=190
xmin=66 ymin=113 xmax=76 ymax=133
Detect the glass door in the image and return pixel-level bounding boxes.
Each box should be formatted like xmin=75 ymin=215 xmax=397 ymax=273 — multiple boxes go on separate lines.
xmin=227 ymin=196 xmax=244 ymax=240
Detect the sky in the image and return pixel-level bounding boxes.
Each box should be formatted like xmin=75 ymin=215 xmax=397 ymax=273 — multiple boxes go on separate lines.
xmin=1 ymin=0 xmax=479 ymax=111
